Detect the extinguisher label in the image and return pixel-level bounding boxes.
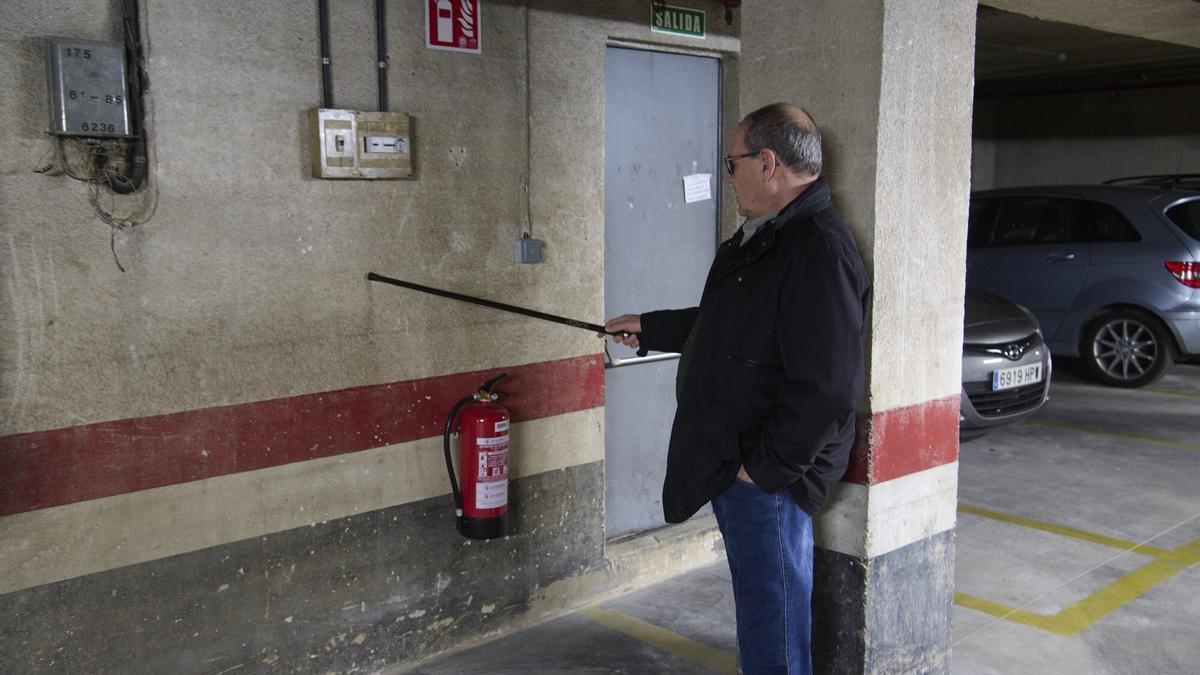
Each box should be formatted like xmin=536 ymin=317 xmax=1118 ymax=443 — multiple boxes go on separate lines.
xmin=494 ymin=419 xmax=509 ymax=433
xmin=476 ymin=478 xmax=507 ymax=509
xmin=475 ymin=433 xmax=508 ymax=509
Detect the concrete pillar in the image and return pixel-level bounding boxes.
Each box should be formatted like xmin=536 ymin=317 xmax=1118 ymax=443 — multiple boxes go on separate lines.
xmin=741 ymin=1 xmax=977 ymax=671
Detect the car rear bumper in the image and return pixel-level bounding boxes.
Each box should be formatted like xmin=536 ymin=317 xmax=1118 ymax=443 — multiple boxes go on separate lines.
xmin=1165 ymin=313 xmax=1200 ymax=356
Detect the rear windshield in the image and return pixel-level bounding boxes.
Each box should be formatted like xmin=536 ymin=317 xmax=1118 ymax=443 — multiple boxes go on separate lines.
xmin=1166 ymin=199 xmax=1200 ymax=242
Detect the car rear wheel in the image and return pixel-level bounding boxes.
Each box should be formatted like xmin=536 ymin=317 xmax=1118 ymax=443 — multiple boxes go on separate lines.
xmin=1082 ymin=309 xmax=1174 ymax=388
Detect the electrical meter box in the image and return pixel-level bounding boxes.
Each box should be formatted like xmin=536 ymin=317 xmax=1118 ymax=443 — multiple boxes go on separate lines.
xmin=309 ymin=109 xmax=413 ymax=179
xmin=44 ymin=36 xmax=132 ymax=138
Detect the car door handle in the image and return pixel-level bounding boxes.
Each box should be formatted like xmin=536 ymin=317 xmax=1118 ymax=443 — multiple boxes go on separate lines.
xmin=1044 ymin=252 xmax=1076 ymax=262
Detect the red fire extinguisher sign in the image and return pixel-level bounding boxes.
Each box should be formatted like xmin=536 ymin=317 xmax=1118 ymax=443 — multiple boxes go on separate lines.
xmin=426 ymin=0 xmax=482 ymax=53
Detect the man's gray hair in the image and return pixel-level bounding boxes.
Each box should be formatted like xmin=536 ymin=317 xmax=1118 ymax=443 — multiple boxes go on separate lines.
xmin=742 ymin=103 xmax=822 ymax=177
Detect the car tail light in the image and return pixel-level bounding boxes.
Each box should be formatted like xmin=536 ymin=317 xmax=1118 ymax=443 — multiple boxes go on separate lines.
xmin=1165 ymin=261 xmax=1200 ymax=288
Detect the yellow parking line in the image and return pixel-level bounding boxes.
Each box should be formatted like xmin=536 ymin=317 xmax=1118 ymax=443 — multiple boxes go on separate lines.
xmin=954 ymin=592 xmax=1062 ymax=633
xmin=1028 ymin=418 xmax=1200 ymax=452
xmin=578 ymin=606 xmax=738 ymax=675
xmin=958 ymin=503 xmax=1170 ymax=557
xmin=1144 ymin=386 xmax=1200 ymax=400
xmin=1051 ymin=371 xmax=1200 ymax=399
xmin=1051 ymin=539 xmax=1200 ymax=635
xmin=1142 ymin=386 xmax=1200 ymax=396
xmin=956 ymin=503 xmax=1200 ymax=635
xmin=956 ymin=538 xmax=1200 ymax=636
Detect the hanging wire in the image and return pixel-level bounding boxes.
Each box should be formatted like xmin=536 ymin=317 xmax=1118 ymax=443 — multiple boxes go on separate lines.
xmin=54 ymin=136 xmax=94 ymax=182
xmin=39 ymin=135 xmax=158 ymax=273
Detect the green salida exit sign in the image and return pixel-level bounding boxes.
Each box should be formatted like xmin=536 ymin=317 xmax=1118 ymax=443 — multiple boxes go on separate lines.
xmin=650 ymin=3 xmax=705 ymax=39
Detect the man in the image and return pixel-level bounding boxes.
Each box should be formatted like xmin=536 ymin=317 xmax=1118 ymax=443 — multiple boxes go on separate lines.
xmin=602 ymin=103 xmax=870 ymax=674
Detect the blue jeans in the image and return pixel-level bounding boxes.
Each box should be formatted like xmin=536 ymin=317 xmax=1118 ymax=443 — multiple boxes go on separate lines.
xmin=712 ymin=477 xmax=814 ymax=675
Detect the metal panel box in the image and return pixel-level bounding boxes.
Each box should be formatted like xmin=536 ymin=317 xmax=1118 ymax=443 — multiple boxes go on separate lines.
xmin=44 ymin=36 xmax=131 ymax=138
xmin=309 ymin=108 xmax=413 ymax=180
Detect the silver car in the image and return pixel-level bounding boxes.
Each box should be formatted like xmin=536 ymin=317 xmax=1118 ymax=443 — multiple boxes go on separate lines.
xmin=967 ymin=183 xmax=1200 ymax=387
xmin=961 ymin=289 xmax=1052 ymax=439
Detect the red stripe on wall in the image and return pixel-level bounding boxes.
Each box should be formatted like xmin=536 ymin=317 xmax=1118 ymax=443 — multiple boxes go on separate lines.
xmin=842 ymin=395 xmax=960 ymax=486
xmin=0 ymin=355 xmax=604 ymax=517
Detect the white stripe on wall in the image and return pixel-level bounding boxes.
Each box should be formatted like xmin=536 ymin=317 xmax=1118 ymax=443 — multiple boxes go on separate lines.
xmin=815 ymin=461 xmax=959 ymax=559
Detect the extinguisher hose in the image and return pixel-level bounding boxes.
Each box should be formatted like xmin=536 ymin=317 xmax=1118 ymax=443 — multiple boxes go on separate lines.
xmin=442 ymin=394 xmax=476 ymax=516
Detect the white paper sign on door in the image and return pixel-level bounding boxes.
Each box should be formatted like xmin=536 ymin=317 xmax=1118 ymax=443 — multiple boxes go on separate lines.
xmin=683 ymin=173 xmax=712 ymax=203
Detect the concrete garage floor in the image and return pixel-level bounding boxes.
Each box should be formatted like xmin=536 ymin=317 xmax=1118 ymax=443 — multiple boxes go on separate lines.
xmin=409 ymin=363 xmax=1200 ymax=674
xmin=953 ymin=361 xmax=1200 ymax=674
xmin=411 ymin=564 xmax=739 ymax=674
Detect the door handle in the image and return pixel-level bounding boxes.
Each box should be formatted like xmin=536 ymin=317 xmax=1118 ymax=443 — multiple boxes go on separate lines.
xmin=1044 ymin=252 xmax=1076 ymax=263
xmin=603 ymin=341 xmax=680 ymax=368
xmin=604 ymin=353 xmax=680 ymax=368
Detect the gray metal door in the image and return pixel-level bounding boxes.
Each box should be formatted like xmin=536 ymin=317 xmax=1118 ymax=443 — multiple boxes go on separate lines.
xmin=603 ymin=47 xmax=720 ymax=539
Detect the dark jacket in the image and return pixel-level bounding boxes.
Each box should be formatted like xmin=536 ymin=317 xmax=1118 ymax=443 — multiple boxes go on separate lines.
xmin=639 ymin=178 xmax=870 ymax=523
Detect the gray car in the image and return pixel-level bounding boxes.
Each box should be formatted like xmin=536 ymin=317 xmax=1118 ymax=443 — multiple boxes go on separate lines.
xmin=961 ymin=289 xmax=1052 ymax=439
xmin=967 ymin=183 xmax=1200 ymax=387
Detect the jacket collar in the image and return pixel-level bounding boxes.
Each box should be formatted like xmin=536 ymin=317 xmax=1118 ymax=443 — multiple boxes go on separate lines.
xmin=771 ymin=176 xmax=833 ymax=227
xmin=731 ymin=176 xmax=832 ymax=246
xmin=734 ymin=174 xmax=830 ymax=248
xmin=712 ymin=177 xmax=833 ymax=283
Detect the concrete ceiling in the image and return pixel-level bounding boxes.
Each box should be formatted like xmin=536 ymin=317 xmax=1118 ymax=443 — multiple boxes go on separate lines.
xmin=975 ymin=4 xmax=1200 ymax=97
xmin=979 ymin=0 xmax=1200 ymax=50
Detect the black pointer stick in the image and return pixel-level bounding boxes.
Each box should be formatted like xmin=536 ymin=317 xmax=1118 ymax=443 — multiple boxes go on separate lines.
xmin=367 ymin=272 xmax=632 ymax=337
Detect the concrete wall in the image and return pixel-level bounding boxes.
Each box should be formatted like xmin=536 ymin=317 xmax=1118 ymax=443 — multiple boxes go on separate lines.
xmin=972 ymin=84 xmax=1200 ymax=190
xmin=0 ymin=1 xmax=737 ymax=671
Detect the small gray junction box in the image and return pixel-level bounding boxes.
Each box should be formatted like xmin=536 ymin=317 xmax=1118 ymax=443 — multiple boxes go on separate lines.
xmin=44 ymin=36 xmax=132 ymax=138
xmin=515 ymin=235 xmax=543 ymax=264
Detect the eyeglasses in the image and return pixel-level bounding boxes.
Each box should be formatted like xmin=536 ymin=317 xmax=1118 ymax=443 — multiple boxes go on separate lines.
xmin=723 ymin=150 xmax=760 ymax=176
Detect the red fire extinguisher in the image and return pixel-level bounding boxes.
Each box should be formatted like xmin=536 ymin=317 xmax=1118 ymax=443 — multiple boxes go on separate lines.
xmin=443 ymin=373 xmax=509 ymax=539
